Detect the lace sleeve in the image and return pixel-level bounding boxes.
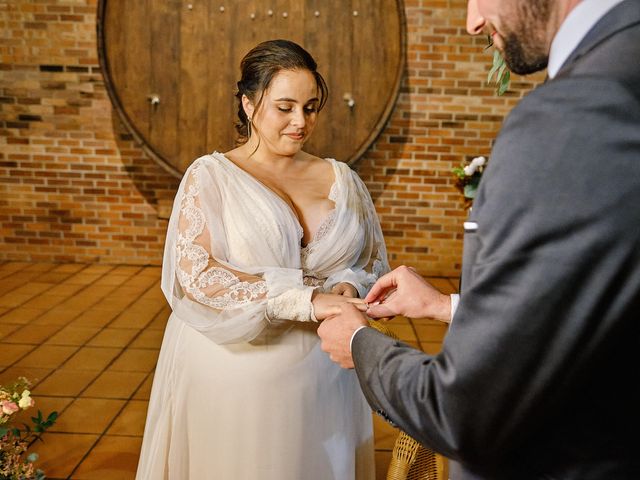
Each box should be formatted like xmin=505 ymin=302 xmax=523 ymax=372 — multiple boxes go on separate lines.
xmin=173 ymin=163 xmax=315 ymax=328
xmin=175 ymin=168 xmax=269 ymax=310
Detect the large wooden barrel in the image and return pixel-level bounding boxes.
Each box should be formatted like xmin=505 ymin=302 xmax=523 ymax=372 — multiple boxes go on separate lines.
xmin=98 ymin=0 xmax=405 ymax=176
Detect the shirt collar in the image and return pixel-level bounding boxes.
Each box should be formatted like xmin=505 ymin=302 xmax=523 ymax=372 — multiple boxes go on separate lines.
xmin=547 ymin=0 xmax=626 ymax=78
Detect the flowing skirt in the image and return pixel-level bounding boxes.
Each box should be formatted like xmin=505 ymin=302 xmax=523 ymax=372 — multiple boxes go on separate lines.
xmin=136 ymin=313 xmax=375 ymax=479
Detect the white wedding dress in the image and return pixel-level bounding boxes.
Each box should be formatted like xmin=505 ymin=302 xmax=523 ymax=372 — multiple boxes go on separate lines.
xmin=136 ymin=152 xmax=389 ymax=479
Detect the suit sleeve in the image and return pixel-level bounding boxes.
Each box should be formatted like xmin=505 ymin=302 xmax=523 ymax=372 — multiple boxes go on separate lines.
xmin=352 ymin=77 xmax=640 ymax=465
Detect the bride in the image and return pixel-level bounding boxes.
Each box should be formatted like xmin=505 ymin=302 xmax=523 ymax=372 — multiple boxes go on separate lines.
xmin=136 ymin=39 xmax=389 ymax=479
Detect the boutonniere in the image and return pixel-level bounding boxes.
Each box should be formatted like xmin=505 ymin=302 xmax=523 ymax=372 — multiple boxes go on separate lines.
xmin=452 ymin=156 xmax=487 ymax=209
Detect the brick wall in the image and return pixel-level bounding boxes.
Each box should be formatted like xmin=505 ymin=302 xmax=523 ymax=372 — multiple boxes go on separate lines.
xmin=0 ymin=0 xmax=543 ymax=275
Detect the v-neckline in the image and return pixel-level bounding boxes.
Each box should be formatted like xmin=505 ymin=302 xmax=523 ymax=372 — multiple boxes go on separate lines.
xmin=212 ymin=151 xmax=338 ymax=248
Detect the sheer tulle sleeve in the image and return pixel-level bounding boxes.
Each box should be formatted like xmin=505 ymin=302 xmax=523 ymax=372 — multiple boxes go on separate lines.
xmin=175 ymin=171 xmax=269 ymax=309
xmin=323 ymin=168 xmax=390 ymax=298
xmin=162 ymin=161 xmax=316 ymax=344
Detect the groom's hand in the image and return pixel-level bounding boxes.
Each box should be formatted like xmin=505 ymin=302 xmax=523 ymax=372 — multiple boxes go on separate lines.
xmin=318 ymin=303 xmax=368 ymax=369
xmin=365 ymin=266 xmax=452 ymax=323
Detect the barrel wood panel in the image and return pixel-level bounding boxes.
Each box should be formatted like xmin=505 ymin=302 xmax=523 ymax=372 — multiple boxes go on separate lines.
xmin=98 ymin=0 xmax=406 ymax=176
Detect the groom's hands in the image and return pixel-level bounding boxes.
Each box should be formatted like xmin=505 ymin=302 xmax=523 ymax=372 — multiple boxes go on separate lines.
xmin=318 ymin=303 xmax=368 ymax=369
xmin=365 ymin=266 xmax=452 ymax=323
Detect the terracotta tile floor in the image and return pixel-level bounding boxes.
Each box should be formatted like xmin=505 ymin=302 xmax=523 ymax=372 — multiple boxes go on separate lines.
xmin=0 ymin=262 xmax=458 ymax=479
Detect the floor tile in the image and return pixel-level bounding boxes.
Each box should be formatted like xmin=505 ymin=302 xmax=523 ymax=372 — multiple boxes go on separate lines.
xmin=46 ymin=282 xmax=86 ymax=297
xmin=35 ymin=272 xmax=75 ymax=284
xmin=3 ymin=324 xmax=62 ymax=344
xmin=106 ymin=400 xmax=148 ymax=436
xmin=11 ymin=281 xmax=53 ymax=296
xmin=0 ymin=342 xmax=36 ymax=367
xmin=129 ymin=329 xmax=164 ymax=349
xmin=146 ymin=311 xmax=170 ymax=330
xmin=31 ymin=306 xmax=82 ymax=326
xmin=19 ymin=344 xmax=78 ymax=369
xmin=81 ymin=265 xmax=115 ymax=274
xmin=375 ymin=450 xmax=393 ymax=480
xmin=0 ymin=306 xmax=47 ymax=325
xmin=23 ymin=263 xmax=56 ymax=273
xmin=63 ymin=347 xmax=123 ymax=371
xmin=36 ymin=369 xmax=101 ymax=397
xmin=373 ymin=413 xmax=402 ymax=450
xmin=0 ymin=262 xmax=457 ymax=478
xmin=51 ymin=263 xmax=87 ymax=273
xmin=73 ymin=435 xmax=142 ymax=480
xmin=49 ymin=397 xmax=126 ymax=434
xmin=414 ymin=323 xmax=448 ymax=342
xmin=45 ymin=325 xmax=102 ymax=346
xmin=69 ymin=309 xmax=120 ymax=328
xmin=110 ymin=265 xmax=142 ymax=275
xmin=0 ymin=322 xmax=21 ymax=340
xmin=94 ymin=275 xmax=135 ymax=286
xmin=82 ymin=371 xmax=147 ymax=399
xmin=20 ymin=293 xmax=67 ymax=310
xmin=65 ymin=273 xmax=106 ymax=285
xmin=86 ymin=328 xmax=139 ymax=348
xmin=132 ymin=373 xmax=154 ymax=400
xmin=383 ymin=322 xmax=418 ymax=342
xmin=10 ymin=395 xmax=74 ymax=427
xmin=0 ymin=366 xmax=53 ymax=387
xmin=424 ymin=277 xmax=458 ymax=295
xmin=108 ymin=349 xmax=159 ymax=373
xmin=109 ymin=307 xmax=162 ymax=329
xmin=61 ymin=294 xmax=110 ymax=311
xmin=32 ymin=432 xmax=100 ymax=479
xmin=421 ymin=341 xmax=444 ymax=355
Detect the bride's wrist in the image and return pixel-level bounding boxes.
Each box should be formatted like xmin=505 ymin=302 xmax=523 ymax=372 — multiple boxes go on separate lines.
xmin=267 ymin=286 xmax=317 ymax=323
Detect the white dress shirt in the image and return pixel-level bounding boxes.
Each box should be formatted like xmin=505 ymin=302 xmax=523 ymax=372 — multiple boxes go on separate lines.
xmin=548 ymin=0 xmax=626 ymax=78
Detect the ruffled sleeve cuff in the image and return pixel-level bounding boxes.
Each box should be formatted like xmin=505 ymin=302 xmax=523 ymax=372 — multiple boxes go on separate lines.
xmin=266 ymin=286 xmax=317 ymax=322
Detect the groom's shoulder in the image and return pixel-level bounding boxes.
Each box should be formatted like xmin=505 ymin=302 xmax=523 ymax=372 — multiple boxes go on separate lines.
xmin=502 ymin=74 xmax=638 ymax=139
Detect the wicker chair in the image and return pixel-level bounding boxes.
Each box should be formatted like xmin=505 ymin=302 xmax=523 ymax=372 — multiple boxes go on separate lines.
xmin=367 ymin=320 xmax=448 ymax=480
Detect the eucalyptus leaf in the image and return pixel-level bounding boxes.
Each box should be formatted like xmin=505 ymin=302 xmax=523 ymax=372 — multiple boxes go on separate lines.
xmin=487 ymin=48 xmax=511 ymax=95
xmin=464 ymin=184 xmax=477 ymax=199
xmin=498 ymin=71 xmax=511 ymax=95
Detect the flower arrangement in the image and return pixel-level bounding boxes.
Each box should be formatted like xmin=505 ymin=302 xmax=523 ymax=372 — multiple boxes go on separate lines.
xmin=452 ymin=156 xmax=487 ymax=208
xmin=1 ymin=378 xmax=57 ymax=480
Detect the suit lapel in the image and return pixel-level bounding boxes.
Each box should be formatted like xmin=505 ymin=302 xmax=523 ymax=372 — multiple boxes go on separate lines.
xmin=557 ymin=0 xmax=640 ymax=76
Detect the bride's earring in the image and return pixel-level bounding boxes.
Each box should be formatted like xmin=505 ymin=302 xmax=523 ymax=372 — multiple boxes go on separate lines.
xmin=247 ymin=117 xmax=252 ymax=138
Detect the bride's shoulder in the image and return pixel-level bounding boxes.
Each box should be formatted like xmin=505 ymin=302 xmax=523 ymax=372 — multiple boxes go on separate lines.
xmin=180 ymin=152 xmax=230 ymax=185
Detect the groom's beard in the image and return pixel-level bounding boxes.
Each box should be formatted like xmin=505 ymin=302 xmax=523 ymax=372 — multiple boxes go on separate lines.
xmin=501 ymin=0 xmax=552 ymax=75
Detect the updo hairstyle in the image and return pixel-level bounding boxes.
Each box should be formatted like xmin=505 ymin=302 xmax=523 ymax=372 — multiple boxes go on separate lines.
xmin=235 ymin=39 xmax=328 ymax=143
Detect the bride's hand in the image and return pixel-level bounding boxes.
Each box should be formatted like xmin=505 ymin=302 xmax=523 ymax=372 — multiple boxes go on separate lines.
xmin=330 ymin=282 xmax=358 ymax=298
xmin=312 ymin=292 xmax=367 ymax=321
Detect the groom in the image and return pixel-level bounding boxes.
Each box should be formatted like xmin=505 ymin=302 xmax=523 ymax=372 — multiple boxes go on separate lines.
xmin=318 ymin=0 xmax=640 ymax=478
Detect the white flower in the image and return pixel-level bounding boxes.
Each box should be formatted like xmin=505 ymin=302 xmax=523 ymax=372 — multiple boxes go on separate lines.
xmin=18 ymin=390 xmax=34 ymax=409
xmin=463 ymin=156 xmax=487 ymax=176
xmin=472 ymin=156 xmax=487 ymax=168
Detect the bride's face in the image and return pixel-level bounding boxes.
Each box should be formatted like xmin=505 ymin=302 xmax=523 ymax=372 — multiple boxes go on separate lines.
xmin=246 ymin=69 xmax=320 ymax=157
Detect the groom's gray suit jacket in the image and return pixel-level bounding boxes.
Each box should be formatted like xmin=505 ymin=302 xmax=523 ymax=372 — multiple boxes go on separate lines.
xmin=352 ymin=2 xmax=640 ymax=478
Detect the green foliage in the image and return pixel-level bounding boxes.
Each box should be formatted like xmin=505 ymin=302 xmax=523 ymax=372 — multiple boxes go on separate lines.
xmin=1 ymin=378 xmax=57 ymax=480
xmin=487 ymin=49 xmax=511 ymax=95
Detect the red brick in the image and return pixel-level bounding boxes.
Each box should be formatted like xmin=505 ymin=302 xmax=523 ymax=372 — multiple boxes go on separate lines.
xmin=0 ymin=0 xmax=543 ymax=276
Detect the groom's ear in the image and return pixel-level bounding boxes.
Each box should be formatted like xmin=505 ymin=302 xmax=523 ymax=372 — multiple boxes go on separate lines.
xmin=241 ymin=94 xmax=255 ymax=119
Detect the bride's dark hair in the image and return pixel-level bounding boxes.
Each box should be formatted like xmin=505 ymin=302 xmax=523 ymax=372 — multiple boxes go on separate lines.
xmin=234 ymin=39 xmax=328 ymax=144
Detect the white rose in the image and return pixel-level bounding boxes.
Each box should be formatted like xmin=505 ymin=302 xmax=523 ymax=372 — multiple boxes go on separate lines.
xmin=471 ymin=156 xmax=486 ymax=168
xmin=18 ymin=390 xmax=34 ymax=409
